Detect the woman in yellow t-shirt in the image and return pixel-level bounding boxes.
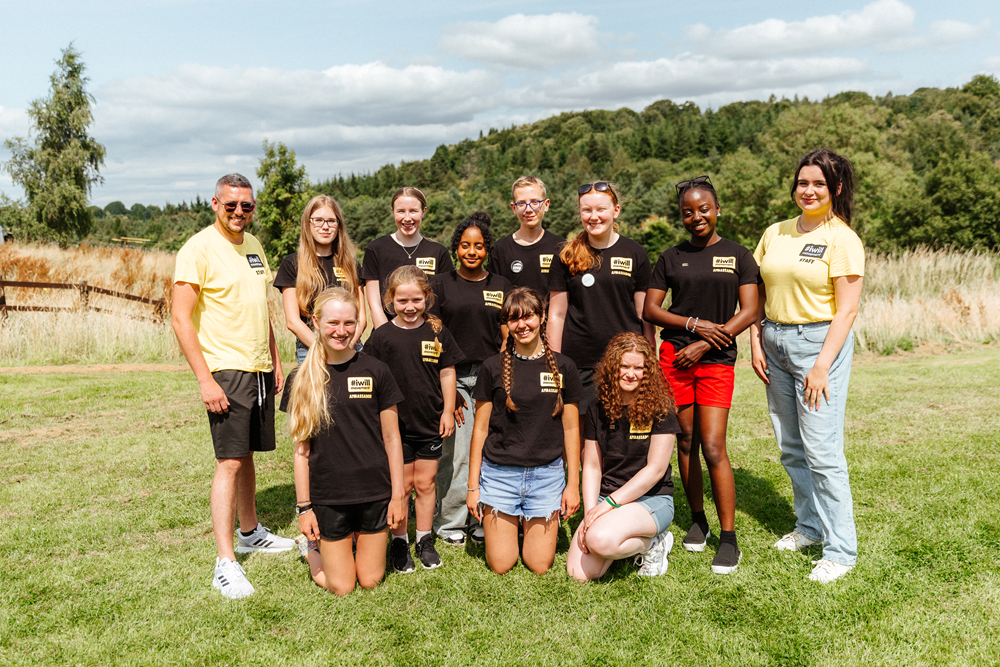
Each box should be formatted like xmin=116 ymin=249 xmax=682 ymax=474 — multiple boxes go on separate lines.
xmin=749 ymin=148 xmax=863 ymax=584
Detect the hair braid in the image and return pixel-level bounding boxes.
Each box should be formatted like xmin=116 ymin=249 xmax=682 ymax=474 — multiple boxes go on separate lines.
xmin=539 ymin=321 xmax=564 ymax=417
xmin=502 ymin=331 xmax=518 ymax=412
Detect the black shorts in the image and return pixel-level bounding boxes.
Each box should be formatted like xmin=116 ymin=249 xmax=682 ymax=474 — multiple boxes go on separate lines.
xmin=313 ymin=498 xmax=390 ymax=541
xmin=208 ymin=370 xmax=276 ymax=459
xmin=401 ymin=439 xmax=444 ymax=464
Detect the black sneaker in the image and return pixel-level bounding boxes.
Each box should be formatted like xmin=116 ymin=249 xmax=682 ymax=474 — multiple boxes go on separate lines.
xmin=414 ymin=534 xmax=442 ymax=569
xmin=711 ymin=541 xmax=742 ymax=575
xmin=682 ymin=523 xmax=710 ymax=552
xmin=391 ymin=538 xmax=415 ymax=574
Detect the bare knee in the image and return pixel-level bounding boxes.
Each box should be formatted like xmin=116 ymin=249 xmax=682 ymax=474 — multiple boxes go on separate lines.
xmin=487 ymin=553 xmax=517 ymax=575
xmin=523 ymin=552 xmax=554 ymax=575
xmin=585 ymin=530 xmax=617 ymax=559
xmin=414 ymin=476 xmax=436 ymax=497
xmin=357 ymin=573 xmax=383 ymax=590
xmin=326 ymin=579 xmax=356 ymax=596
xmin=567 ymin=563 xmax=590 ymax=583
xmin=701 ymin=439 xmax=730 ymax=467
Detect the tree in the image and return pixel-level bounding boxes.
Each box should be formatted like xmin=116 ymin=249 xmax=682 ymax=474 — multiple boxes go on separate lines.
xmin=255 ymin=139 xmax=310 ymax=260
xmin=2 ymin=44 xmax=105 ymax=242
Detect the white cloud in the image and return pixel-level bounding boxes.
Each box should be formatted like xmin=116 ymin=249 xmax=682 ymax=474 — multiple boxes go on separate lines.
xmin=687 ymin=0 xmax=914 ymax=59
xmin=981 ymin=56 xmax=1000 ymax=73
xmin=440 ymin=13 xmax=602 ymax=68
xmin=879 ymin=18 xmax=991 ymax=52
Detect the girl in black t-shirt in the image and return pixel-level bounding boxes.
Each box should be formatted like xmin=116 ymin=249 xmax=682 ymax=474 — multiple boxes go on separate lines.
xmin=642 ymin=177 xmax=758 ymax=575
xmin=567 ymin=332 xmax=679 ymax=581
xmin=362 ymin=187 xmax=454 ymax=328
xmin=548 ymin=181 xmax=655 ymax=419
xmin=429 ymin=212 xmax=512 ymax=546
xmin=466 ymin=288 xmax=585 ymax=575
xmin=274 ymin=195 xmax=365 ymax=363
xmin=283 ymin=287 xmax=405 ymax=596
xmin=367 ymin=265 xmax=463 ymax=573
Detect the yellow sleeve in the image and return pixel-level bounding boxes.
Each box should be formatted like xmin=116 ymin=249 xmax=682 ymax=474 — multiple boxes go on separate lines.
xmin=829 ymin=227 xmax=865 ymax=278
xmin=174 ymin=235 xmax=206 ymax=287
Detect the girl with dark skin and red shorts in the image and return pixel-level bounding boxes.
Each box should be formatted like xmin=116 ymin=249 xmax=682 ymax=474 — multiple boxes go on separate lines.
xmin=643 ymin=176 xmax=758 ymax=575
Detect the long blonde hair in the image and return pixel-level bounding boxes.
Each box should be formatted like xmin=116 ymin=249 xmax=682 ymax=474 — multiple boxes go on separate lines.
xmin=558 ymin=182 xmax=621 ymax=276
xmin=295 ymin=195 xmax=359 ymax=318
xmin=287 ymin=287 xmax=360 ymax=443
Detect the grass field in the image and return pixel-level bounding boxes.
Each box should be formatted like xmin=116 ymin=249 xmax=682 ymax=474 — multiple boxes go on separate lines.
xmin=2 ymin=349 xmax=999 ymax=666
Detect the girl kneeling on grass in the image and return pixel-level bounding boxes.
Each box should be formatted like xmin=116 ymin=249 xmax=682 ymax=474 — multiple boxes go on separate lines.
xmin=466 ymin=287 xmax=584 ymax=575
xmin=280 ymin=287 xmax=405 ymax=595
xmin=366 ymin=265 xmax=464 ymax=573
xmin=566 ymin=332 xmax=680 ymax=581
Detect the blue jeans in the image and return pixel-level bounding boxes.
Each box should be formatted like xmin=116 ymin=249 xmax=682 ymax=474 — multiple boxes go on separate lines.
xmin=295 ymin=339 xmax=308 ymax=365
xmin=434 ymin=362 xmax=480 ymax=539
xmin=763 ymin=320 xmax=858 ymax=566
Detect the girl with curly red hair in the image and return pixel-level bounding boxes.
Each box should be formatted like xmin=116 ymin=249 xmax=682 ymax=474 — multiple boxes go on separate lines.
xmin=566 ymin=332 xmax=680 ymax=581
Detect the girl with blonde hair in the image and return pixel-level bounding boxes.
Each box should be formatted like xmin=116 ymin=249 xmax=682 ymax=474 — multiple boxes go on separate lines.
xmin=274 ymin=195 xmax=364 ymax=363
xmin=279 ymin=287 xmax=405 ymax=595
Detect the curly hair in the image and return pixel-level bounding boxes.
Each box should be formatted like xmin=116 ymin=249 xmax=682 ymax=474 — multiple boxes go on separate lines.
xmin=499 ymin=287 xmax=563 ymax=417
xmin=450 ymin=210 xmax=494 ymax=259
xmin=594 ymin=332 xmax=674 ymax=429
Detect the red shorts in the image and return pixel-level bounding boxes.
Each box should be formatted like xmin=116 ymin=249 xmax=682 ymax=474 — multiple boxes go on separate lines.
xmin=658 ymin=342 xmax=735 ymax=409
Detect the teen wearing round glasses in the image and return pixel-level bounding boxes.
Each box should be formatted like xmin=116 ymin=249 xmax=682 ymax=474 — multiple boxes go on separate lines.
xmin=362 ymin=187 xmax=454 ymax=329
xmin=642 ymin=175 xmax=758 ymax=575
xmin=274 ymin=196 xmax=365 ymax=364
xmin=750 ymin=149 xmax=863 ymax=584
xmin=490 ymin=176 xmax=563 ymax=297
xmin=548 ymin=181 xmax=655 ymax=421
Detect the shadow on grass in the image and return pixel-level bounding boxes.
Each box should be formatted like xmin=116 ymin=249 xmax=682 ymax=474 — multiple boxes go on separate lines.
xmin=255 ymin=482 xmax=297 ymax=530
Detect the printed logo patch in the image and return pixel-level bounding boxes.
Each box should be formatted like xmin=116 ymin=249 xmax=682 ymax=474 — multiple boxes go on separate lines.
xmin=348 ymin=376 xmax=373 ymax=394
xmin=416 ymin=257 xmax=436 ymax=274
xmin=540 ymin=372 xmax=563 ymax=393
xmin=800 ymin=244 xmax=827 ymax=259
xmin=483 ymin=290 xmax=504 ymax=308
xmin=333 ymin=267 xmax=348 ymax=281
xmin=629 ymin=422 xmax=653 ymax=439
xmin=421 ymin=340 xmax=442 ymax=361
xmin=713 ymin=256 xmax=736 ymax=270
xmin=539 ymin=254 xmax=554 ymax=272
xmin=610 ymin=257 xmax=633 ymax=273
xmin=246 ymin=254 xmax=264 ymax=269
xmin=511 ymin=260 xmax=524 ymax=274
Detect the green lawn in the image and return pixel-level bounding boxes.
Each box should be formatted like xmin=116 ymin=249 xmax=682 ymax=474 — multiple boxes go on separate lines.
xmin=2 ymin=350 xmax=999 ymax=666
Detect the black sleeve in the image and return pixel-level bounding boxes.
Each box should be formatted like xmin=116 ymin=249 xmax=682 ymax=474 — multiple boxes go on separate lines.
xmin=648 ymin=252 xmax=670 ymax=292
xmin=737 ymin=245 xmax=759 ymax=287
xmin=489 ymin=240 xmax=507 ymax=276
xmin=273 ymin=254 xmax=298 ymax=290
xmin=472 ymin=358 xmax=496 ymax=402
xmin=438 ymin=245 xmax=455 ymax=273
xmin=354 ymin=258 xmax=365 ymax=287
xmin=560 ymin=358 xmax=585 ymax=404
xmin=583 ymin=401 xmax=599 ymax=441
xmin=428 ymin=274 xmax=445 ymax=319
xmin=653 ymin=410 xmax=681 ymax=435
xmin=364 ymin=329 xmax=383 ymax=362
xmin=278 ymin=367 xmax=299 ymax=413
xmin=548 ymin=257 xmax=569 ymax=292
xmin=376 ymin=363 xmax=405 ymax=411
xmin=360 ymin=241 xmax=379 ymax=282
xmin=634 ymin=246 xmax=652 ymax=292
xmin=437 ymin=325 xmax=466 ymax=367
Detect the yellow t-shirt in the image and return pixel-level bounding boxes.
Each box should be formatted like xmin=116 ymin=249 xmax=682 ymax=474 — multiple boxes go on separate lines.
xmin=753 ymin=217 xmax=864 ymax=324
xmin=174 ymin=226 xmax=274 ymax=373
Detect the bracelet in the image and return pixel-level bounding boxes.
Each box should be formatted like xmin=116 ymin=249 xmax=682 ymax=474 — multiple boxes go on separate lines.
xmin=605 ymin=495 xmax=621 ymax=509
xmin=693 ymin=317 xmax=700 ymax=332
xmin=295 ymin=503 xmax=313 ymax=516
xmin=467 ymin=486 xmax=480 ymax=492
xmin=685 ymin=317 xmax=693 ymax=332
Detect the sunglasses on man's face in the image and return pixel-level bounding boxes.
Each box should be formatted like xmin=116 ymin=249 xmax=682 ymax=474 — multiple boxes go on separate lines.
xmin=221 ymin=201 xmax=255 ymax=213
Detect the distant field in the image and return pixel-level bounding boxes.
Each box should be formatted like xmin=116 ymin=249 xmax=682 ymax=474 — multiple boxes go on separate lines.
xmin=1 ymin=350 xmax=998 ymax=666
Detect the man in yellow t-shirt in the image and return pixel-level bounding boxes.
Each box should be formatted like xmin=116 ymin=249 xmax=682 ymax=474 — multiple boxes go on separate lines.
xmin=171 ymin=173 xmax=293 ymax=600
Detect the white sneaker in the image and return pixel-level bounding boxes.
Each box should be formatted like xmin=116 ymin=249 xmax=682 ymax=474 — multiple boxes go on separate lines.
xmin=808 ymin=559 xmax=853 ymax=583
xmin=773 ymin=530 xmax=819 ymax=551
xmin=213 ymin=558 xmax=254 ymax=599
xmin=636 ymin=530 xmax=674 ymax=577
xmin=470 ymin=526 xmax=485 ymax=543
xmin=236 ymin=523 xmax=296 ymax=553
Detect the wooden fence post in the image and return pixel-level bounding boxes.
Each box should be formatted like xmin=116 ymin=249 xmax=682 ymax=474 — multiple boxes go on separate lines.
xmin=79 ymin=281 xmax=90 ymax=310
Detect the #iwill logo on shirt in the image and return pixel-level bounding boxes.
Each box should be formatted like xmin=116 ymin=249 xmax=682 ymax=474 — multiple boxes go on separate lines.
xmin=539 ymin=254 xmax=554 ymax=273
xmin=539 ymin=372 xmax=563 ymax=393
xmin=800 ymin=244 xmax=827 ymax=259
xmin=611 ymin=257 xmax=632 ymax=276
xmin=629 ymin=422 xmax=653 ymax=440
xmin=712 ymin=256 xmax=736 ymax=273
xmin=246 ymin=254 xmax=264 ymax=269
xmin=348 ymin=376 xmax=373 ymax=398
xmin=333 ymin=267 xmax=348 ymax=281
xmin=416 ymin=257 xmax=436 ymax=274
xmin=483 ymin=290 xmax=504 ymax=309
xmin=421 ymin=340 xmax=442 ymax=362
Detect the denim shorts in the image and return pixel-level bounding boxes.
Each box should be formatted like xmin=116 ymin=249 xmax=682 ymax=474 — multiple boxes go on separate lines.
xmin=479 ymin=456 xmax=565 ymax=520
xmin=599 ymin=493 xmax=675 ymax=535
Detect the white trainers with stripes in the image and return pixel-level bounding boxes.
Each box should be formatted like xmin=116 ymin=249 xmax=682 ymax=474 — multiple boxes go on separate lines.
xmin=235 ymin=523 xmax=296 ymax=553
xmin=213 ymin=558 xmax=254 ymax=599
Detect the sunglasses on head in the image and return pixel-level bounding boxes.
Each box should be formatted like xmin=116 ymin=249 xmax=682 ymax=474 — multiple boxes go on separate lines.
xmin=675 ymin=175 xmax=714 ymax=193
xmin=578 ymin=181 xmax=617 ymax=204
xmin=220 ymin=201 xmax=255 ymax=213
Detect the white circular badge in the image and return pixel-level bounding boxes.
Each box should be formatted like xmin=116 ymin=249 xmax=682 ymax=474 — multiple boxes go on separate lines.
xmin=511 ymin=260 xmax=523 ymax=274
xmin=582 ymin=273 xmax=595 ymax=287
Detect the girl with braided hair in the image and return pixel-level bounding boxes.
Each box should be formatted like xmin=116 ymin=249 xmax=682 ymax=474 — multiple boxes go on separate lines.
xmin=466 ymin=287 xmax=584 ymax=574
xmin=366 ymin=265 xmax=465 ymax=573
xmin=566 ymin=332 xmax=680 ymax=581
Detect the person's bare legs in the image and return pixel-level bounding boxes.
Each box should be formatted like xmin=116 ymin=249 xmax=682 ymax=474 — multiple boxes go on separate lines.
xmin=355 ymin=530 xmax=389 ymax=589
xmin=675 ymin=404 xmax=704 ymax=514
xmin=234 ymin=453 xmax=259 ymax=532
xmin=413 ymin=459 xmax=438 ymax=532
xmin=567 ymin=504 xmax=657 ymax=582
xmin=211 ymin=456 xmax=254 ymax=560
xmin=392 ymin=463 xmax=415 ymax=538
xmin=698 ymin=406 xmax=735 ymax=531
xmin=521 ymin=514 xmax=560 ymax=575
xmin=482 ymin=508 xmax=521 ymax=574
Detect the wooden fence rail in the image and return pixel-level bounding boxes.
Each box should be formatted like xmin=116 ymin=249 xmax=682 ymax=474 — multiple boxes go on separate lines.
xmin=0 ymin=279 xmax=167 ymax=322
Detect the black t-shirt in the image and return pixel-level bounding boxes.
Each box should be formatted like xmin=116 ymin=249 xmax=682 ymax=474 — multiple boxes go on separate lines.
xmin=279 ymin=353 xmax=404 ymax=505
xmin=489 ymin=230 xmax=564 ymax=296
xmin=472 ymin=352 xmax=585 ymax=467
xmin=361 ymin=235 xmax=454 ymax=322
xmin=429 ymin=271 xmax=513 ymax=365
xmin=364 ymin=321 xmax=465 ymax=443
xmin=273 ymin=250 xmax=362 ymax=325
xmin=548 ymin=236 xmax=652 ymax=370
xmin=584 ymin=402 xmax=680 ymax=497
xmin=648 ymin=238 xmax=758 ymax=366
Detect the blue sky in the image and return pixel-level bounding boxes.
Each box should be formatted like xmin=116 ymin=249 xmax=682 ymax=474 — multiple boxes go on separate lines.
xmin=1 ymin=0 xmax=998 ymax=207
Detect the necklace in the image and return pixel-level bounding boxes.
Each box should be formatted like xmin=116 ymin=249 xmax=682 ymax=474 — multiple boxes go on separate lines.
xmin=514 ymin=349 xmax=545 ymax=360
xmin=401 ymin=240 xmax=421 ymax=260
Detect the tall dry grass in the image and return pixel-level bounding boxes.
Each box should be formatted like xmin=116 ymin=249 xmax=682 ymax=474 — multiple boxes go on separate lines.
xmin=0 ymin=242 xmax=295 ymax=366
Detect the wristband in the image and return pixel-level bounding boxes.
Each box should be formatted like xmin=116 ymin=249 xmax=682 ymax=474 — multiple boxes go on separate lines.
xmin=685 ymin=317 xmax=693 ymax=332
xmin=693 ymin=317 xmax=700 ymax=332
xmin=295 ymin=503 xmax=313 ymax=516
xmin=605 ymin=495 xmax=621 ymax=509
xmin=467 ymin=487 xmax=479 ymax=492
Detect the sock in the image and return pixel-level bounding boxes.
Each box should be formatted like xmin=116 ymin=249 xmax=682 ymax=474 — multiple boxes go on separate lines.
xmin=719 ymin=530 xmax=738 ymax=548
xmin=393 ymin=534 xmax=408 ymax=544
xmin=240 ymin=523 xmax=259 ymax=537
xmin=691 ymin=511 xmax=709 ymax=532
xmin=416 ymin=530 xmax=431 ymax=542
